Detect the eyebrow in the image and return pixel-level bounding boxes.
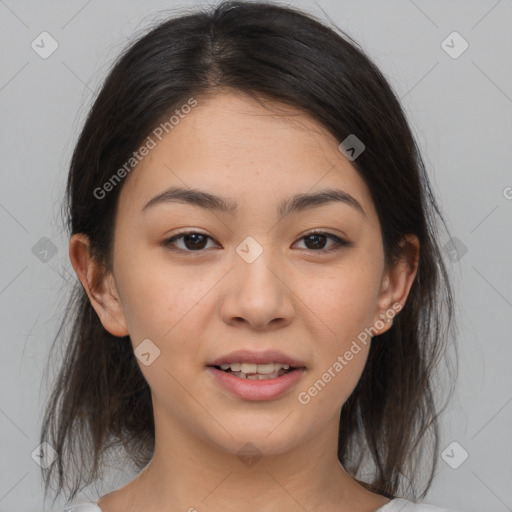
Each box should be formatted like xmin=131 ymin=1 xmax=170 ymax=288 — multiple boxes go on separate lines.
xmin=141 ymin=186 xmax=366 ymax=218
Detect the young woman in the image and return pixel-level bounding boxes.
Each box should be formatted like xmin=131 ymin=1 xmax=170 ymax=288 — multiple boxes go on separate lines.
xmin=41 ymin=2 xmax=459 ymax=511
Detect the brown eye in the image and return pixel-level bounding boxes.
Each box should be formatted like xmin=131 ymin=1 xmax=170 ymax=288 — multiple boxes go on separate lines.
xmin=183 ymin=233 xmax=208 ymax=250
xmin=303 ymin=233 xmax=328 ymax=250
xmin=294 ymin=232 xmax=352 ymax=252
xmin=163 ymin=232 xmax=218 ymax=252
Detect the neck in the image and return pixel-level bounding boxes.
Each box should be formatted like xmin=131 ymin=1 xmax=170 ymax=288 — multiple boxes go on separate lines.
xmin=99 ymin=401 xmax=388 ymax=512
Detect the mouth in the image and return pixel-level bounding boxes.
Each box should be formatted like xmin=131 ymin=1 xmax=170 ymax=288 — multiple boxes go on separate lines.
xmin=205 ymin=350 xmax=307 ymax=400
xmin=206 ymin=358 xmax=306 ymax=400
xmin=209 ymin=362 xmax=299 ymax=380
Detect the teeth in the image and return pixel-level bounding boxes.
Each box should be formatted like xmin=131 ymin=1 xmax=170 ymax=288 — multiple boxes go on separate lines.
xmin=249 ymin=363 xmax=273 ymax=374
xmin=241 ymin=362 xmax=257 ymax=374
xmin=218 ymin=362 xmax=291 ymax=374
xmin=233 ymin=370 xmax=283 ymax=380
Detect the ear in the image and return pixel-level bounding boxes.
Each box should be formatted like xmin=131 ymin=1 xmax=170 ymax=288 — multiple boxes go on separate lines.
xmin=68 ymin=233 xmax=129 ymax=337
xmin=372 ymin=234 xmax=420 ymax=336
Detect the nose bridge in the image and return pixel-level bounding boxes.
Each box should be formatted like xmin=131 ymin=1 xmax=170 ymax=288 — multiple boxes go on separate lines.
xmin=219 ymin=236 xmax=294 ymax=327
xmin=234 ymin=237 xmax=282 ymax=294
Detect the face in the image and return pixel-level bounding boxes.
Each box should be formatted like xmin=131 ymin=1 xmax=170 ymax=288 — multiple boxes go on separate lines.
xmin=73 ymin=91 xmax=416 ymax=458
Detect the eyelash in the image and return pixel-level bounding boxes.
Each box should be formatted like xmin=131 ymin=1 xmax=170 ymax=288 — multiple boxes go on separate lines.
xmin=162 ymin=230 xmax=353 ymax=254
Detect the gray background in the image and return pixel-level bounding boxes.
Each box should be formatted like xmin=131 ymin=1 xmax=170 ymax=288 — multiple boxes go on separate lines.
xmin=1 ymin=1 xmax=511 ymax=511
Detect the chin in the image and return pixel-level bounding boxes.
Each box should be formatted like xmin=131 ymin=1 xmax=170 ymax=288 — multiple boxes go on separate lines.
xmin=207 ymin=425 xmax=302 ymax=459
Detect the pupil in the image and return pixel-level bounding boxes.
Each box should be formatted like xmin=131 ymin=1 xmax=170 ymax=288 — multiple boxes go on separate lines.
xmin=306 ymin=234 xmax=326 ymax=250
xmin=184 ymin=234 xmax=207 ymax=250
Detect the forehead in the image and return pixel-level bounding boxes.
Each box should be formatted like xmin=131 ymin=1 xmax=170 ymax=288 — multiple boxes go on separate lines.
xmin=117 ymin=91 xmax=374 ymax=218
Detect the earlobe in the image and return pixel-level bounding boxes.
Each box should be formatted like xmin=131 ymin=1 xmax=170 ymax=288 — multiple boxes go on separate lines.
xmin=68 ymin=233 xmax=129 ymax=337
xmin=373 ymin=234 xmax=420 ymax=335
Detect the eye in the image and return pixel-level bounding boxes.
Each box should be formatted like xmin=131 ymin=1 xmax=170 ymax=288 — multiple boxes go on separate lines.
xmin=163 ymin=231 xmax=219 ymax=252
xmin=293 ymin=231 xmax=352 ymax=252
xmin=162 ymin=230 xmax=352 ymax=254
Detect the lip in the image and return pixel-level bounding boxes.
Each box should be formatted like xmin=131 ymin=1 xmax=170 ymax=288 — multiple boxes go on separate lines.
xmin=207 ymin=366 xmax=306 ymax=401
xmin=206 ymin=349 xmax=306 ymax=368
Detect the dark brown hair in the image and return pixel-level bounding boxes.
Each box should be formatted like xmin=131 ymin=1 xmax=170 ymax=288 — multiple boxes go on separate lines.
xmin=41 ymin=0 xmax=456 ymax=506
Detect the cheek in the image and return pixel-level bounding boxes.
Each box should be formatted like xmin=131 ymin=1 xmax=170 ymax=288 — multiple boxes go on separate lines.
xmin=308 ymin=260 xmax=382 ymax=340
xmin=300 ymin=276 xmax=374 ymax=412
xmin=114 ymin=242 xmax=214 ymax=338
xmin=299 ymin=254 xmax=382 ymax=405
xmin=122 ymin=279 xmax=208 ymax=344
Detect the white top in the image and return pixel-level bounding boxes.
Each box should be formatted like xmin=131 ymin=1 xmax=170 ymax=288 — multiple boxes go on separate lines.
xmin=62 ymin=497 xmax=460 ymax=511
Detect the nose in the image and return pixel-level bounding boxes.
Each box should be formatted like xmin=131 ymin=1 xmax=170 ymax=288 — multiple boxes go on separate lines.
xmin=219 ymin=248 xmax=295 ymax=330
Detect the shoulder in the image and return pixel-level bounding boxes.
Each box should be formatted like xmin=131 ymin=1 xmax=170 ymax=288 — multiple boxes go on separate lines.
xmin=380 ymin=498 xmax=464 ymax=512
xmin=62 ymin=502 xmax=103 ymax=512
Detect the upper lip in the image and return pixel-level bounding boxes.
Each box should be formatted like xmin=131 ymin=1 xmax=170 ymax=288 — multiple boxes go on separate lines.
xmin=207 ymin=349 xmax=306 ymax=368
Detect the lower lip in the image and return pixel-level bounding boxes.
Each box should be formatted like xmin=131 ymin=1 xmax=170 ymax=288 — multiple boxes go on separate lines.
xmin=206 ymin=367 xmax=305 ymax=401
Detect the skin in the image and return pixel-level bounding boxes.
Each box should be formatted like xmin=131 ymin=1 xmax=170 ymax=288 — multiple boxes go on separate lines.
xmin=69 ymin=91 xmax=419 ymax=512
